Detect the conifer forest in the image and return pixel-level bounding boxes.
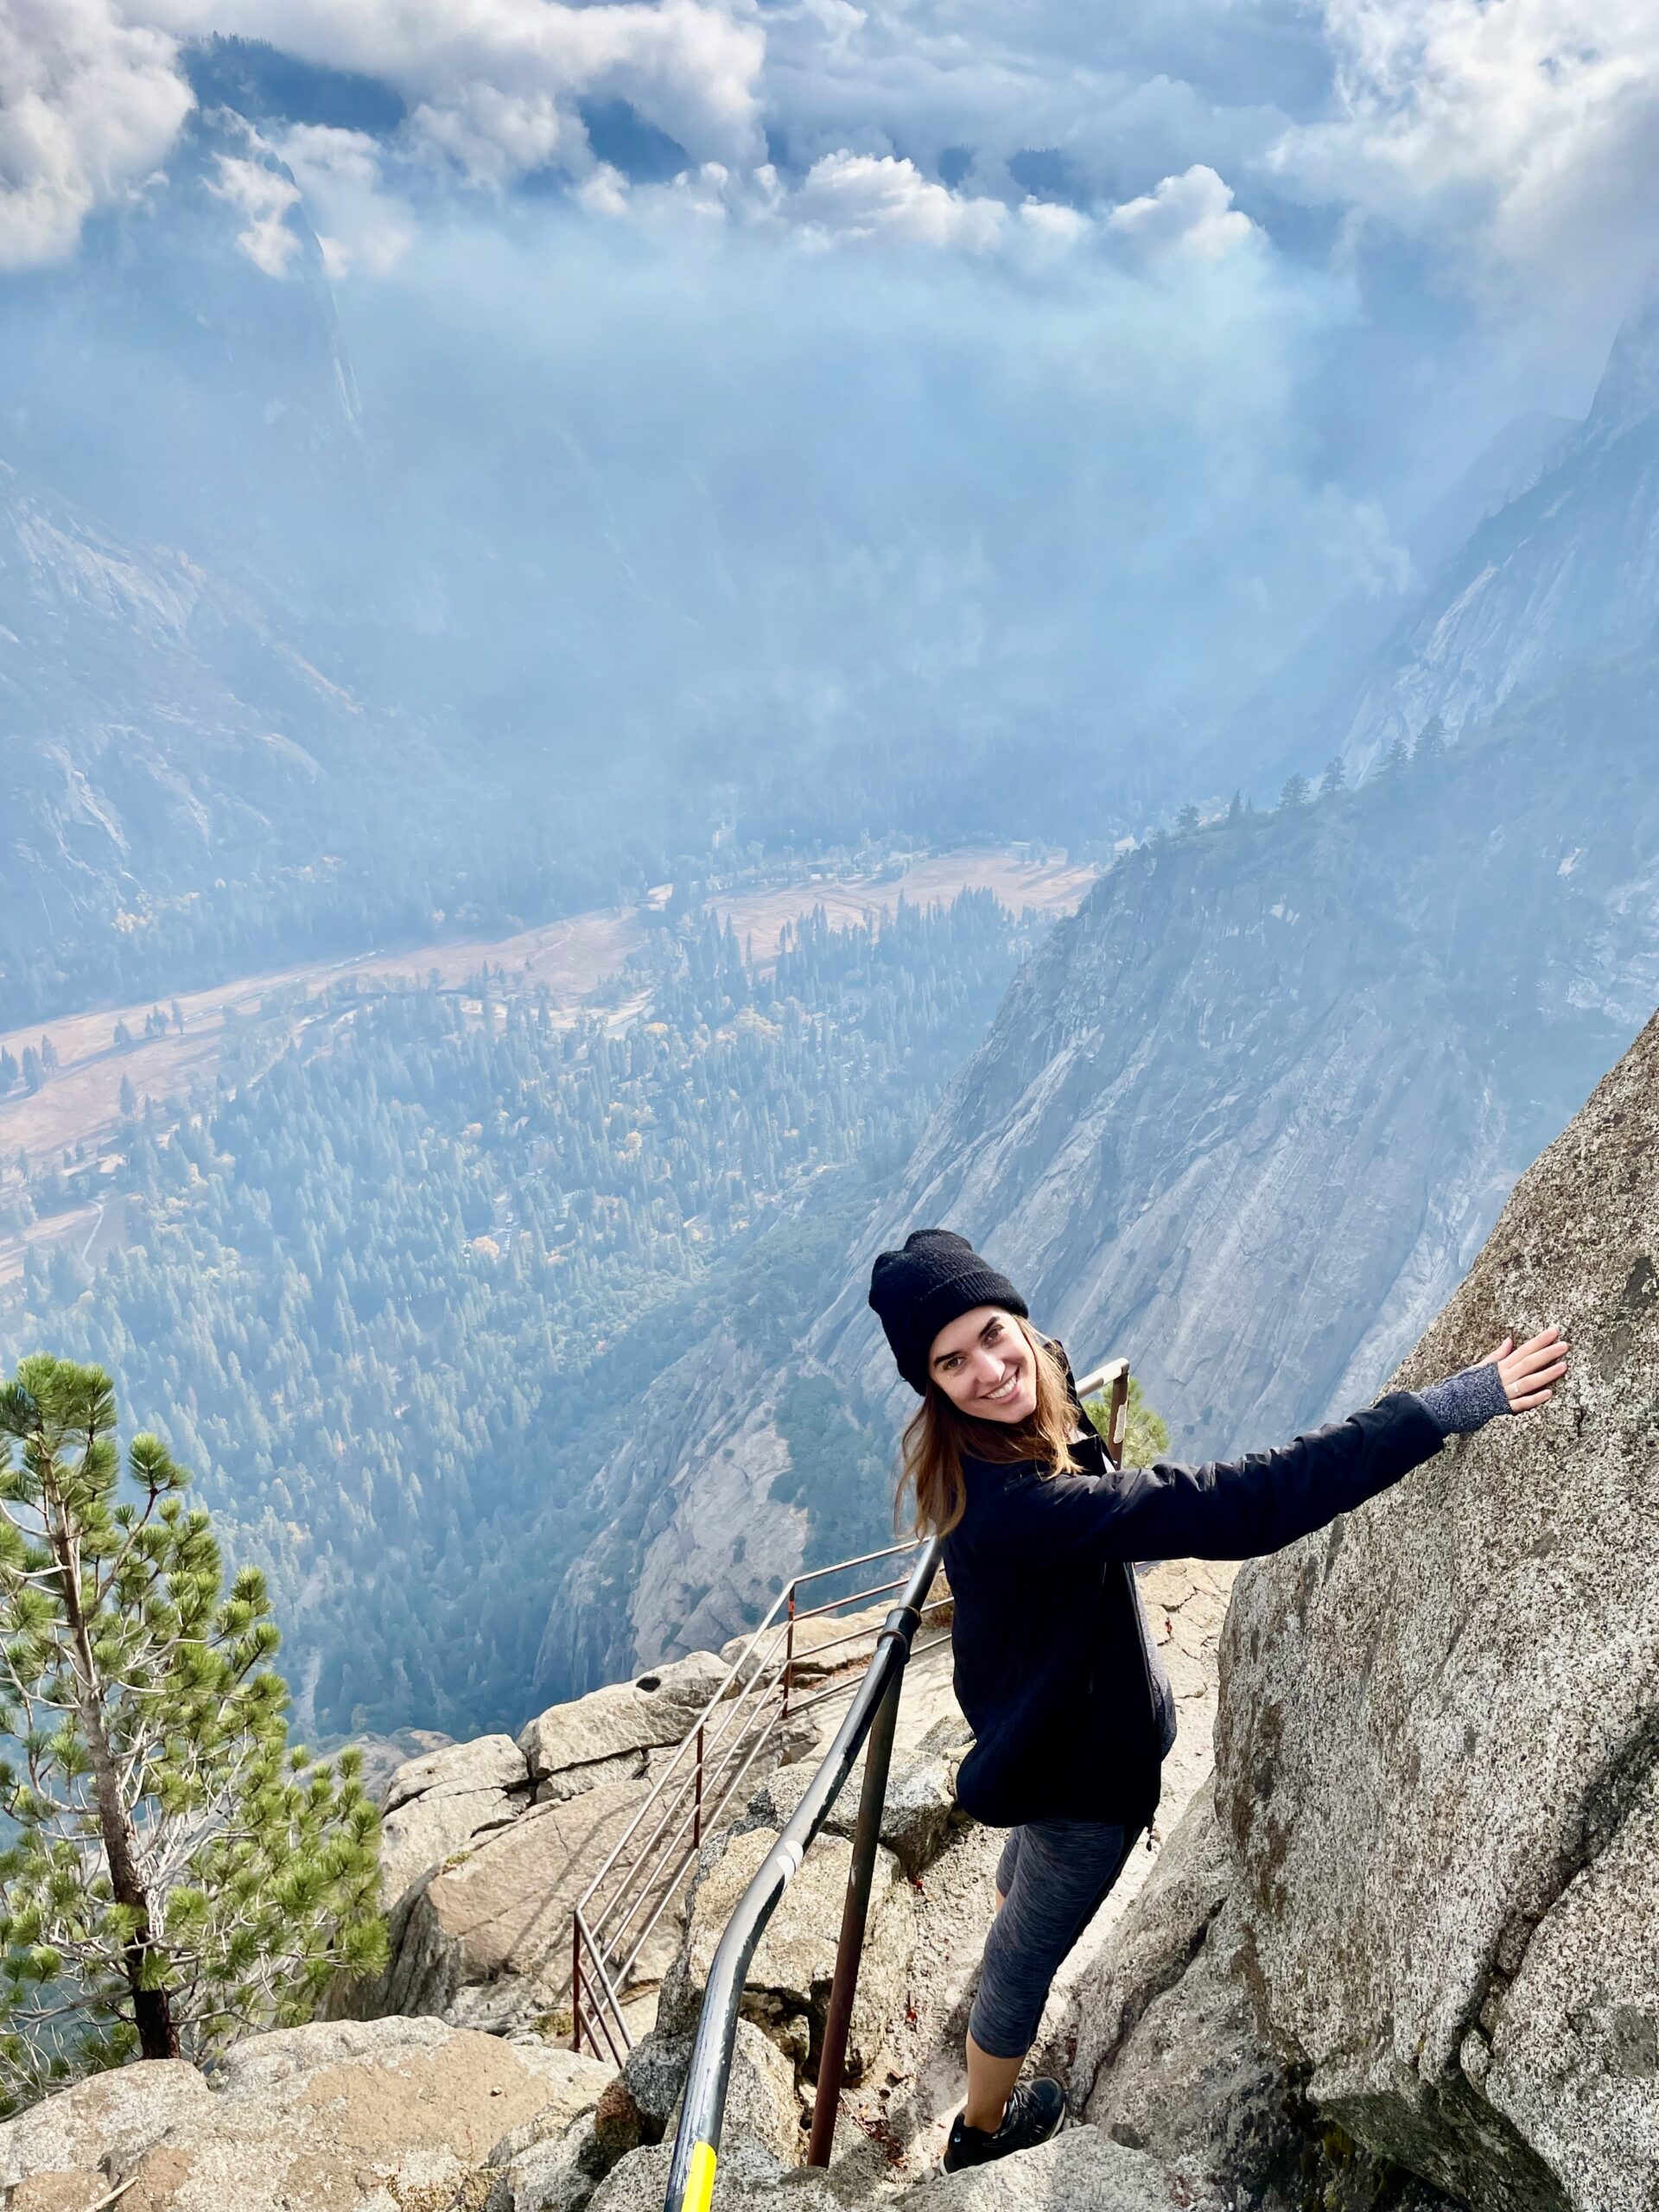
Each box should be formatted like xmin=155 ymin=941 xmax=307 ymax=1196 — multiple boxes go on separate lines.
xmin=1 ymin=891 xmax=1040 ymax=1739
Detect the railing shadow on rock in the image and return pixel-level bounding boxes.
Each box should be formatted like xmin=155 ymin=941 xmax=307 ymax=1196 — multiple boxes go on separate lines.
xmin=648 ymin=1356 xmax=1129 ymax=2212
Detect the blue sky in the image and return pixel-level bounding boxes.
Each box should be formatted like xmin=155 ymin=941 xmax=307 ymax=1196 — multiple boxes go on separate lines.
xmin=4 ymin=2 xmax=1656 ymax=797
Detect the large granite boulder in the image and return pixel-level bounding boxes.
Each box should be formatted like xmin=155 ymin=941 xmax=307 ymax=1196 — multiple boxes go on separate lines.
xmin=518 ymin=1650 xmax=731 ymax=1804
xmin=1076 ymin=1790 xmax=1459 ymax=2212
xmin=378 ymin=1776 xmax=658 ymax=2031
xmin=378 ymin=1732 xmax=531 ymax=1910
xmin=1212 ymin=1003 xmax=1659 ymax=2209
xmin=0 ymin=2017 xmax=611 ymax=2212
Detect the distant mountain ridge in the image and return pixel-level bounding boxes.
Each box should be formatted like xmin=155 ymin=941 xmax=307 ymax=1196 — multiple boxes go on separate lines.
xmin=0 ymin=451 xmax=473 ymax=1023
xmin=1330 ymin=296 xmax=1659 ymax=770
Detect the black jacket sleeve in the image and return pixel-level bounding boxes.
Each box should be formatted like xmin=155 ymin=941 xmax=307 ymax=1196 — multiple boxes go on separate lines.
xmin=982 ymin=1389 xmax=1445 ymax=1566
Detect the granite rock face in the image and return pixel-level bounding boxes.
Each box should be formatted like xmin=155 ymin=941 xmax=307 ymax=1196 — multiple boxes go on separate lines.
xmin=378 ymin=1732 xmax=531 ymax=1910
xmin=1337 ymin=296 xmax=1659 ymax=771
xmin=378 ymin=1777 xmax=659 ymax=2031
xmin=517 ymin=1650 xmax=730 ymax=1793
xmin=1214 ymin=1004 xmax=1659 ymax=2209
xmin=0 ymin=2017 xmax=610 ymax=2212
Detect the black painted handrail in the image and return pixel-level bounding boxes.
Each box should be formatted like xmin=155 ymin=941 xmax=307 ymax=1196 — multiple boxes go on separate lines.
xmin=660 ymin=1533 xmax=945 ymax=2212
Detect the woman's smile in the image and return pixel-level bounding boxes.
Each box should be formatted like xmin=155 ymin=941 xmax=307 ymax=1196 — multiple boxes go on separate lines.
xmin=926 ymin=1305 xmax=1040 ymax=1423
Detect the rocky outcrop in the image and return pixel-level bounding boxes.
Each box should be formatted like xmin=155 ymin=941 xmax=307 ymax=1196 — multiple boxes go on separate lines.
xmin=1210 ymin=1002 xmax=1659 ymax=2209
xmin=517 ymin=1654 xmax=731 ymax=1802
xmin=379 ymin=1735 xmax=531 ymax=1912
xmin=1075 ymin=1003 xmax=1659 ymax=2212
xmin=384 ymin=1777 xmax=664 ymax=2032
xmin=343 ymin=1650 xmax=747 ymax=2034
xmin=0 ymin=2016 xmax=612 ymax=2212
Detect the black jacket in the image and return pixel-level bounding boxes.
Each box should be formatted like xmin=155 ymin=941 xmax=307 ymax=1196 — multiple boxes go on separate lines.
xmin=943 ymin=1387 xmax=1446 ymax=1827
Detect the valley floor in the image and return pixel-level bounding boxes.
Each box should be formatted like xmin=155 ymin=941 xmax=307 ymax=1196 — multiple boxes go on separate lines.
xmin=0 ymin=846 xmax=1090 ymax=1288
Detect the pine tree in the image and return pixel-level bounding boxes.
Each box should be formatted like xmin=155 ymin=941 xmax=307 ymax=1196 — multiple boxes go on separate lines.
xmin=1319 ymin=756 xmax=1347 ymax=798
xmin=0 ymin=1357 xmax=385 ymax=2111
xmin=1082 ymin=1375 xmax=1172 ymax=1467
xmin=1278 ymin=772 xmax=1310 ymax=810
xmin=1414 ymin=713 xmax=1449 ymax=766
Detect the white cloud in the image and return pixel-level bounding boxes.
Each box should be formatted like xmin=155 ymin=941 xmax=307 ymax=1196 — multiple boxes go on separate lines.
xmin=409 ymin=83 xmax=569 ymax=187
xmin=207 ymin=146 xmax=302 ymax=274
xmin=278 ymin=123 xmax=413 ymax=275
xmin=755 ymin=0 xmax=1300 ymax=215
xmin=1274 ymin=0 xmax=1659 ymax=303
xmin=575 ymin=160 xmax=632 ymax=218
xmin=150 ymin=0 xmax=767 ymax=181
xmin=795 ymin=152 xmax=1011 ymax=250
xmin=0 ymin=0 xmax=770 ymax=266
xmin=1107 ymin=163 xmax=1257 ymax=259
xmin=1019 ymin=198 xmax=1091 ymax=245
xmin=615 ymin=149 xmax=1111 ymax=261
xmin=0 ymin=0 xmax=194 ymax=269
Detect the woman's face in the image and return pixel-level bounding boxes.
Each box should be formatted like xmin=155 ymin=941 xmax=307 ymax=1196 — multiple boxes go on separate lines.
xmin=927 ymin=1306 xmax=1038 ymax=1424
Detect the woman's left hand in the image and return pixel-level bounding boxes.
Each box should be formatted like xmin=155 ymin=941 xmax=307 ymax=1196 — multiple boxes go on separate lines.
xmin=1478 ymin=1325 xmax=1571 ymax=1413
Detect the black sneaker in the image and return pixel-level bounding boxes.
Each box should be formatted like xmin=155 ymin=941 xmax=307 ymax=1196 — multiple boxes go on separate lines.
xmin=941 ymin=2076 xmax=1066 ymax=2172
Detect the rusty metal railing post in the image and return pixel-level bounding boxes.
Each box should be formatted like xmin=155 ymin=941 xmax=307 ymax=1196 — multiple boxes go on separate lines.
xmin=572 ymin=1914 xmax=583 ymax=2055
xmin=782 ymin=1587 xmax=796 ymax=1719
xmin=693 ymin=1722 xmax=704 ymax=1847
xmin=805 ymin=1656 xmax=905 ymax=2166
xmin=1108 ymin=1361 xmax=1128 ymax=1469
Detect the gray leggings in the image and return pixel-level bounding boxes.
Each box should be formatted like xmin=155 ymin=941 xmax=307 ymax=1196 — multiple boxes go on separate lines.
xmin=968 ymin=1818 xmax=1138 ymax=2059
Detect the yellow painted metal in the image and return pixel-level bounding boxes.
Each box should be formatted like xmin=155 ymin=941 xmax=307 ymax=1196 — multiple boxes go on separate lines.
xmin=683 ymin=2140 xmax=717 ymax=2212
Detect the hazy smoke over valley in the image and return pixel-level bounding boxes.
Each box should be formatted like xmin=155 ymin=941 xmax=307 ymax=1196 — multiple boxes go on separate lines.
xmin=3 ymin=0 xmax=1653 ymax=926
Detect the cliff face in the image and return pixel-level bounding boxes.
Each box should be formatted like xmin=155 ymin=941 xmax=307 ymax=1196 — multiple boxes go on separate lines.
xmin=0 ymin=453 xmax=463 ymax=1017
xmin=1208 ymin=1002 xmax=1659 ymax=2209
xmin=1334 ymin=296 xmax=1659 ymax=772
xmin=547 ymin=653 xmax=1659 ymax=1681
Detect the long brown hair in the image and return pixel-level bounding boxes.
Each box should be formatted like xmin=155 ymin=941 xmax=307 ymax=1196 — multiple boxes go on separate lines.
xmin=895 ymin=1315 xmax=1084 ymax=1539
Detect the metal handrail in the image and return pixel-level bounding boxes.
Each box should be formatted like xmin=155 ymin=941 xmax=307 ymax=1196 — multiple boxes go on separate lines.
xmin=660 ymin=1535 xmax=944 ymax=2212
xmin=573 ymin=1546 xmax=943 ymax=2060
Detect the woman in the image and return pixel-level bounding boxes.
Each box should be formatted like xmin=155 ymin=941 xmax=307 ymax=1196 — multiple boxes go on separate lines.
xmin=867 ymin=1227 xmax=1569 ymax=2176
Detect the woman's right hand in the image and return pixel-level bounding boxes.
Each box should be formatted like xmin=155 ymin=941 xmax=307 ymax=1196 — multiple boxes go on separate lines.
xmin=1478 ymin=1326 xmax=1571 ymax=1413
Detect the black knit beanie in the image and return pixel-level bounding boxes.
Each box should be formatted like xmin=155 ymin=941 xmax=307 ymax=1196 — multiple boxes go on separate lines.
xmin=868 ymin=1228 xmax=1029 ymax=1395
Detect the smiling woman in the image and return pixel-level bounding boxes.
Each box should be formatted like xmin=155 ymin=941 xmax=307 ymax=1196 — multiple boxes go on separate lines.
xmin=866 ymin=1224 xmax=1570 ymax=2174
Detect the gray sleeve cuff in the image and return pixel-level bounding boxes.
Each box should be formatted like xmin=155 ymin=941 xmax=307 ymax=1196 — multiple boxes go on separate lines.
xmin=1414 ymin=1362 xmax=1511 ymax=1437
